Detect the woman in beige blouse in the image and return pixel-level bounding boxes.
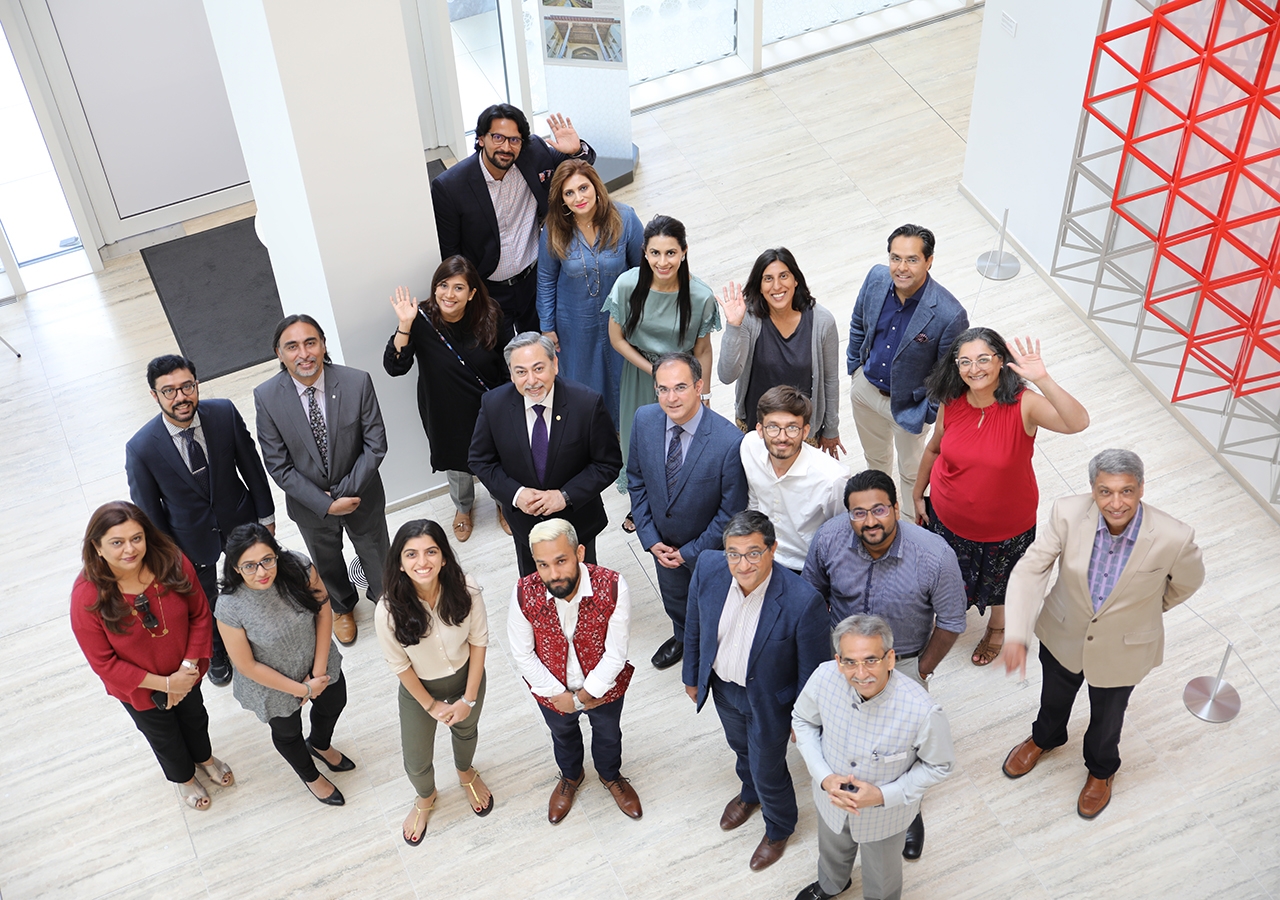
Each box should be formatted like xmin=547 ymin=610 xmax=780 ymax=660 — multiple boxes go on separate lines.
xmin=376 ymin=519 xmax=492 ymax=845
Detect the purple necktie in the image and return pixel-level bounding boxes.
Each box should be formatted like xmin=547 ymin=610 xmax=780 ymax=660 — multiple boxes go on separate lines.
xmin=531 ymin=404 xmax=548 ymax=483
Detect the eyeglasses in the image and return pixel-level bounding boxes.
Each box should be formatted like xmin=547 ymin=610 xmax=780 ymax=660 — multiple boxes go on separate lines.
xmin=763 ymin=423 xmax=803 ymax=437
xmin=956 ymin=355 xmax=996 ymax=369
xmin=655 ymin=383 xmax=694 ymax=397
xmin=725 ymin=549 xmax=767 ymax=563
xmin=836 ymin=654 xmax=889 ymax=670
xmin=888 ymin=254 xmax=924 ymax=266
xmin=156 ymin=381 xmax=198 ymax=400
xmin=849 ymin=505 xmax=891 ymax=521
xmin=487 ymin=133 xmax=523 ymax=147
xmin=236 ymin=555 xmax=278 ymax=575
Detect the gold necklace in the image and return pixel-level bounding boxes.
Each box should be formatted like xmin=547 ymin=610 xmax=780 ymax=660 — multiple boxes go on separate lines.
xmin=131 ymin=583 xmax=170 ymax=637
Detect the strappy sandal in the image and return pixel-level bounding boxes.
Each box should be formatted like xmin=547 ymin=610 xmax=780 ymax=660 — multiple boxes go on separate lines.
xmin=496 ymin=503 xmax=512 ymax=535
xmin=452 ymin=509 xmax=473 ymax=543
xmin=972 ymin=627 xmax=1005 ymax=667
xmin=198 ymin=756 xmax=235 ymax=787
xmin=460 ymin=768 xmax=494 ymax=817
xmin=176 ymin=778 xmax=210 ymax=810
xmin=621 ymin=513 xmax=637 ymax=533
xmin=404 ymin=795 xmax=434 ymax=846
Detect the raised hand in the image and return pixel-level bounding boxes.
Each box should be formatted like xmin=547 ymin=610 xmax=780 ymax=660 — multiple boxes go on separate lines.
xmin=392 ymin=286 xmax=419 ymax=329
xmin=717 ymin=281 xmax=747 ymax=328
xmin=1007 ymin=336 xmax=1049 ymax=383
xmin=546 ymin=113 xmax=582 ymax=156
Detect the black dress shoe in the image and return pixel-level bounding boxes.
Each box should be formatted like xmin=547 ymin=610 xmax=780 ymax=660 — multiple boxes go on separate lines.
xmin=794 ymin=879 xmax=852 ymax=900
xmin=903 ymin=811 xmax=925 ymax=859
xmin=307 ymin=740 xmax=357 ymax=772
xmin=651 ymin=637 xmax=683 ymax=670
xmin=306 ymin=779 xmax=345 ymax=806
xmin=208 ymin=656 xmax=232 ymax=687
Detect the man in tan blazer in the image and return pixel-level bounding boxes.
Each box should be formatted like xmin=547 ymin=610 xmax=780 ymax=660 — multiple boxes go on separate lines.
xmin=1000 ymin=449 xmax=1203 ymax=819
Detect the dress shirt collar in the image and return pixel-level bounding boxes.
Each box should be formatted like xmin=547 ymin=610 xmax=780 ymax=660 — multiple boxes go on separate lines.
xmin=524 ymin=385 xmax=555 ymax=413
xmin=291 ymin=370 xmax=325 ymax=397
xmin=1095 ymin=502 xmax=1144 ymax=543
xmin=885 ymin=274 xmax=930 ymax=307
xmin=163 ymin=410 xmax=202 ymax=437
xmin=729 ymin=568 xmax=772 ymax=607
xmin=666 ymin=401 xmax=704 ymax=437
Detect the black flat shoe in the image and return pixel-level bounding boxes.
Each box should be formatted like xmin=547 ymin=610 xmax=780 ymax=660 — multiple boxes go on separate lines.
xmin=651 ymin=636 xmax=683 ymax=670
xmin=794 ymin=879 xmax=852 ymax=900
xmin=208 ymin=656 xmax=232 ymax=687
xmin=307 ymin=740 xmax=356 ymax=772
xmin=903 ymin=811 xmax=924 ymax=859
xmin=307 ymin=779 xmax=345 ymax=806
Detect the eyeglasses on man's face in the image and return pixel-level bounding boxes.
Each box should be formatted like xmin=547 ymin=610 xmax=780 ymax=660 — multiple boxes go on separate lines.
xmin=836 ymin=654 xmax=889 ymax=670
xmin=725 ymin=549 xmax=767 ymax=564
xmin=156 ymin=381 xmax=198 ymax=400
xmin=487 ymin=133 xmax=523 ymax=147
xmin=763 ymin=423 xmax=802 ymax=437
xmin=848 ymin=505 xmax=891 ymax=522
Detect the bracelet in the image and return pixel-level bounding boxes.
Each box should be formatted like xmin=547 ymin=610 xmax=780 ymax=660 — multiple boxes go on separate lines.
xmin=396 ymin=329 xmax=411 ymax=336
xmin=166 ymin=676 xmax=170 ymax=693
xmin=303 ymin=681 xmax=313 ymax=699
xmin=460 ymin=697 xmax=477 ymax=708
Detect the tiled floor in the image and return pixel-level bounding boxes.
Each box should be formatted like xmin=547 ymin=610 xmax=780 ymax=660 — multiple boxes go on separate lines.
xmin=2 ymin=7 xmax=1279 ymax=899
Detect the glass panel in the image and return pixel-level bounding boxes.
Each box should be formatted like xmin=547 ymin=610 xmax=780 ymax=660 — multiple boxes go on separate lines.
xmin=449 ymin=0 xmax=509 ymax=134
xmin=521 ymin=0 xmax=548 ymax=113
xmin=763 ymin=0 xmax=914 ymax=44
xmin=624 ymin=0 xmax=738 ymax=84
xmin=0 ymin=21 xmax=81 ymax=266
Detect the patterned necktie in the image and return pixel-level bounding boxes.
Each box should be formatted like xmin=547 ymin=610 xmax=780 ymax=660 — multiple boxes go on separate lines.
xmin=306 ymin=386 xmax=329 ymax=472
xmin=666 ymin=422 xmax=683 ymax=495
xmin=531 ymin=404 xmax=548 ymax=483
xmin=181 ymin=428 xmax=211 ymax=496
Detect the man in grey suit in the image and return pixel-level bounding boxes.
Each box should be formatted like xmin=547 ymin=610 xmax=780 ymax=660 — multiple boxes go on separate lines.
xmin=847 ymin=224 xmax=968 ymax=520
xmin=628 ymin=351 xmax=748 ymax=670
xmin=253 ymin=314 xmax=390 ymax=645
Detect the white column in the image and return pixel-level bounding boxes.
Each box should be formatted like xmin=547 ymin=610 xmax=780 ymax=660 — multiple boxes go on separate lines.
xmin=202 ymin=0 xmax=442 ymax=505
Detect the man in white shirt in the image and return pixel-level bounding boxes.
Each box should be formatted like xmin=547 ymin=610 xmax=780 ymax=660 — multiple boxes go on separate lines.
xmin=741 ymin=385 xmax=847 ymax=573
xmin=508 ymin=518 xmax=642 ymax=824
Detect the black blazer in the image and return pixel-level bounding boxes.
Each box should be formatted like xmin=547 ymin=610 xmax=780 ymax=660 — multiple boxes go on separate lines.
xmin=125 ymin=398 xmax=275 ymax=566
xmin=469 ymin=376 xmax=621 ymax=542
xmin=430 ymin=136 xmax=596 ymax=279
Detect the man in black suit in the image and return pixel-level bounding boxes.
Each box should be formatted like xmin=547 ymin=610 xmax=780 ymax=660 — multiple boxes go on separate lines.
xmin=254 ymin=315 xmax=391 ymax=646
xmin=126 ymin=354 xmax=276 ymax=685
xmin=470 ymin=332 xmax=622 ymax=577
xmin=430 ymin=103 xmax=595 ymax=333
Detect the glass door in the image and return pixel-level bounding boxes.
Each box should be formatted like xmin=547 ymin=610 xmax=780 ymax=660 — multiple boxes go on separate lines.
xmin=449 ymin=0 xmax=511 ymax=134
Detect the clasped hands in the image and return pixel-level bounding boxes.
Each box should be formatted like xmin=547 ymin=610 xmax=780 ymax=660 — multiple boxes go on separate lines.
xmin=429 ymin=697 xmax=472 ymax=725
xmin=299 ymin=674 xmax=331 ymax=706
xmin=650 ymin=542 xmax=684 ymax=569
xmin=820 ymin=774 xmax=884 ymax=814
xmin=552 ymin=688 xmax=604 ymax=714
xmin=516 ymin=489 xmax=566 ymax=517
xmin=165 ymin=663 xmax=200 ymax=708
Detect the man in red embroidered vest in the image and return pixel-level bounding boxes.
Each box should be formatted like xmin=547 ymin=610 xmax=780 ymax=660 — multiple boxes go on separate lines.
xmin=507 ymin=518 xmax=642 ymax=824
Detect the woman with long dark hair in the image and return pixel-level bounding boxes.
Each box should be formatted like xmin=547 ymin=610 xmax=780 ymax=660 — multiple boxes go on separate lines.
xmin=375 ymin=519 xmax=491 ymax=845
xmin=70 ymin=501 xmax=233 ymax=811
xmin=216 ymin=523 xmax=352 ymax=806
xmin=717 ymin=247 xmax=844 ymax=454
xmin=606 ymin=215 xmax=720 ymax=523
xmin=386 ymin=255 xmax=514 ymax=542
xmin=914 ymin=328 xmax=1089 ymax=665
xmin=538 ymin=159 xmax=644 ymax=430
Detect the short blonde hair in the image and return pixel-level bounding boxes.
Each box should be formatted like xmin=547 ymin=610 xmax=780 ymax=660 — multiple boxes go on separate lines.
xmin=528 ymin=517 xmax=578 ymax=551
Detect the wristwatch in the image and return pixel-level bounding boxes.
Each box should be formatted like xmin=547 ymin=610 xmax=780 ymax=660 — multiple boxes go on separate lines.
xmin=459 ymin=697 xmax=477 ymax=708
xmin=572 ymin=692 xmax=586 ymax=712
xmin=560 ymin=490 xmax=572 ymax=508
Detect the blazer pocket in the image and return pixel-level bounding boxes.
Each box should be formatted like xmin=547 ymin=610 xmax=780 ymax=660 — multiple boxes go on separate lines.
xmin=774 ymin=683 xmax=797 ymax=706
xmin=1123 ymin=629 xmax=1160 ymax=645
xmin=1043 ymin=595 xmax=1068 ymax=623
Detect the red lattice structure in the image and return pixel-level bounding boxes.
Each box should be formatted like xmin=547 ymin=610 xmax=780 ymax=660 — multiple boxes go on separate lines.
xmin=1085 ymin=0 xmax=1280 ymax=401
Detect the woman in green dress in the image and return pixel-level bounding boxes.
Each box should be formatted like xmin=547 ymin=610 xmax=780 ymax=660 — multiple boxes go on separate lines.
xmin=605 ymin=215 xmax=720 ymax=526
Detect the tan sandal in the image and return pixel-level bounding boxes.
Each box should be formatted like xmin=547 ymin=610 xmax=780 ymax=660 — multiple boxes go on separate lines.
xmin=972 ymin=627 xmax=1005 ymax=667
xmin=452 ymin=509 xmax=473 ymax=543
xmin=176 ymin=777 xmax=210 ymax=810
xmin=198 ymin=756 xmax=235 ymax=787
xmin=496 ymin=503 xmax=512 ymax=535
xmin=460 ymin=768 xmax=494 ymax=817
xmin=403 ymin=795 xmax=434 ymax=846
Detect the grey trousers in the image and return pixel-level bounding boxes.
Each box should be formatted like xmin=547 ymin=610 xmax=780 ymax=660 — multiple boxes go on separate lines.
xmin=447 ymin=470 xmax=475 ymax=512
xmin=397 ymin=664 xmax=486 ymax=798
xmin=818 ymin=813 xmax=907 ymax=900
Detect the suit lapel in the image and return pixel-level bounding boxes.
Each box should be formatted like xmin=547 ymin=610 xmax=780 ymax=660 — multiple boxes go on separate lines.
xmin=148 ymin=417 xmax=203 ymax=494
xmin=543 ymin=380 xmax=569 ymax=485
xmin=1071 ymin=501 xmax=1100 ymax=612
xmin=1100 ymin=505 xmax=1155 ymax=612
xmin=467 ymin=155 xmax=501 ymax=244
xmin=513 ymin=388 xmax=538 ymax=483
xmin=668 ymin=409 xmax=711 ymax=508
xmin=276 ymin=373 xmax=327 ymax=473
xmin=325 ymin=368 xmax=342 ymax=473
xmin=746 ymin=569 xmax=785 ymax=675
xmin=894 ymin=285 xmax=937 ymax=362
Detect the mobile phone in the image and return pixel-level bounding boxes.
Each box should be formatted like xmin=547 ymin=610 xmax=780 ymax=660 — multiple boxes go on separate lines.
xmin=840 ymin=782 xmax=859 ymax=792
xmin=151 ymin=689 xmax=169 ymax=710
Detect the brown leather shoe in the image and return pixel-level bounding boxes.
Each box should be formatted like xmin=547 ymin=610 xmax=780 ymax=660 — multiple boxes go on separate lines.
xmin=1077 ymin=774 xmax=1114 ymax=819
xmin=748 ymin=833 xmax=788 ymax=871
xmin=1002 ymin=736 xmax=1047 ymax=778
xmin=600 ymin=775 xmax=642 ymax=819
xmin=547 ymin=772 xmax=584 ymax=824
xmin=720 ymin=794 xmax=760 ymax=830
xmin=496 ymin=503 xmax=512 ymax=535
xmin=332 ymin=612 xmax=357 ymax=646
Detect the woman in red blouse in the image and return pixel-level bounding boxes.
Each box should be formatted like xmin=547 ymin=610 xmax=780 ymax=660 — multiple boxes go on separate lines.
xmin=70 ymin=501 xmax=234 ymax=810
xmin=913 ymin=329 xmax=1089 ymax=666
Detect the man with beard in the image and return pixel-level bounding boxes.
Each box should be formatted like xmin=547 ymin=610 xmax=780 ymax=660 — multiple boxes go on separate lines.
xmin=740 ymin=385 xmax=847 ymax=574
xmin=802 ymin=468 xmax=965 ymax=862
xmin=254 ymin=315 xmax=391 ymax=646
xmin=431 ymin=103 xmax=595 ymax=333
xmin=126 ymin=354 xmax=276 ymax=685
xmin=508 ymin=518 xmax=642 ymax=824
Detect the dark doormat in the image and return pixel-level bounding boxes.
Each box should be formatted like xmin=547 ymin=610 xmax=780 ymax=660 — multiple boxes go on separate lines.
xmin=140 ymin=216 xmax=284 ymax=381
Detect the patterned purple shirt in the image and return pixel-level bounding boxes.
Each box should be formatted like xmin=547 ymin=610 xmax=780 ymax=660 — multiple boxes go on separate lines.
xmin=1086 ymin=503 xmax=1144 ymax=612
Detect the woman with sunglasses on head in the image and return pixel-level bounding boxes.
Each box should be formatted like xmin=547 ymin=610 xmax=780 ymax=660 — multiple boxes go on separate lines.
xmin=386 ymin=255 xmax=513 ymax=543
xmin=216 ymin=523 xmax=352 ymax=806
xmin=375 ymin=519 xmax=492 ymax=846
xmin=71 ymin=501 xmax=233 ymax=811
xmin=914 ymin=328 xmax=1089 ymax=666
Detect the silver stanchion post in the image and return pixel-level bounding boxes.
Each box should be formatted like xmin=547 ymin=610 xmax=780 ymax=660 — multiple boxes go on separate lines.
xmin=1183 ymin=641 xmax=1241 ymax=723
xmin=976 ymin=208 xmax=1021 ymax=280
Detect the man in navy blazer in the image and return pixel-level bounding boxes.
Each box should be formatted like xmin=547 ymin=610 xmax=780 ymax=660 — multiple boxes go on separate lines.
xmin=683 ymin=510 xmax=829 ymax=872
xmin=628 ymin=352 xmax=747 ymax=670
xmin=431 ymin=103 xmax=595 ymax=333
xmin=470 ymin=332 xmax=622 ymax=577
xmin=126 ymin=354 xmax=275 ymax=684
xmin=847 ymin=224 xmax=968 ymax=520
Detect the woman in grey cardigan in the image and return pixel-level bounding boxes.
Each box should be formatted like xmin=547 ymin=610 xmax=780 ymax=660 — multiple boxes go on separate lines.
xmin=717 ymin=248 xmax=844 ymax=456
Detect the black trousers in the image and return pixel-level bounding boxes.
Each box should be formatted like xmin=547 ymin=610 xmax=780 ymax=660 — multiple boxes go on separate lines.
xmin=537 ymin=694 xmax=624 ymax=783
xmin=192 ymin=562 xmax=228 ymax=662
xmin=514 ymin=531 xmax=596 ymax=579
xmin=292 ymin=480 xmax=390 ymax=614
xmin=486 ymin=268 xmax=539 ymax=335
xmin=1032 ymin=643 xmax=1135 ymax=779
xmin=267 ymin=671 xmax=349 ymax=783
xmin=122 ymin=683 xmax=212 ymax=783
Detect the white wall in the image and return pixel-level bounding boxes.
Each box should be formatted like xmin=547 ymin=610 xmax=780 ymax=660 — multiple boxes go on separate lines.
xmin=961 ymin=0 xmax=1106 ymax=267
